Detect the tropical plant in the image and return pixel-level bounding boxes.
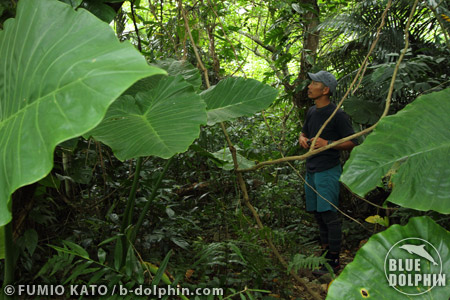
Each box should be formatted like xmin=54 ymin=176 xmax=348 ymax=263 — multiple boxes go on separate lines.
xmin=341 ymin=88 xmax=450 ymax=213
xmin=1 ymin=0 xmax=280 ymax=296
xmin=324 ymin=0 xmax=450 ymax=125
xmin=327 ymin=217 xmax=450 ymax=299
xmin=327 ymin=89 xmax=450 ymax=298
xmin=0 ymin=0 xmax=165 ymax=291
xmin=1 ymin=0 xmax=449 ymax=299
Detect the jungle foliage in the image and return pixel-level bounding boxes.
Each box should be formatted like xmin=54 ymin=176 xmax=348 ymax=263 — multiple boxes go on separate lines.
xmin=0 ymin=0 xmax=449 ymax=299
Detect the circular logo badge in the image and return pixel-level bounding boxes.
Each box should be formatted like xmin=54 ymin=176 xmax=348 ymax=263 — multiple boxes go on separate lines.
xmin=384 ymin=237 xmax=444 ymax=296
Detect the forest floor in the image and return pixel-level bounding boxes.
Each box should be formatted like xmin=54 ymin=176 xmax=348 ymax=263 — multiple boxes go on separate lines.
xmin=291 ymin=248 xmax=357 ymax=300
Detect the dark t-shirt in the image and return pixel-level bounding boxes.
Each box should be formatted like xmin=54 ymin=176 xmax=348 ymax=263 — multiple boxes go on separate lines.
xmin=302 ymin=103 xmax=357 ymax=173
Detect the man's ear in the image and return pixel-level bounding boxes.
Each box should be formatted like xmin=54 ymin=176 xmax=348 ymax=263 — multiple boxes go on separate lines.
xmin=322 ymin=86 xmax=330 ymax=96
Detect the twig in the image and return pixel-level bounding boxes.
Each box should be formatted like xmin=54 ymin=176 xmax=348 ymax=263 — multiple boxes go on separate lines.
xmin=130 ymin=1 xmax=142 ymax=52
xmin=180 ymin=0 xmax=210 ymax=88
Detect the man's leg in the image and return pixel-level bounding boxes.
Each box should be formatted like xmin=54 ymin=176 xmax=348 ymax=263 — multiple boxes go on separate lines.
xmin=320 ymin=210 xmax=341 ymax=255
xmin=305 ymin=173 xmax=331 ymax=253
xmin=312 ymin=165 xmax=342 ymax=275
xmin=314 ymin=212 xmax=329 ymax=250
xmin=315 ymin=165 xmax=342 ymax=253
xmin=312 ymin=210 xmax=341 ymax=275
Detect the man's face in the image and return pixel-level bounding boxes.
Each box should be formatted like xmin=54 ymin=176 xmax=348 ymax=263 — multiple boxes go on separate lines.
xmin=307 ymin=80 xmax=328 ymax=100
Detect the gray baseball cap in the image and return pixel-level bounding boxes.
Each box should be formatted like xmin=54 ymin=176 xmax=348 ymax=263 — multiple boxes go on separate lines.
xmin=308 ymin=71 xmax=337 ymax=95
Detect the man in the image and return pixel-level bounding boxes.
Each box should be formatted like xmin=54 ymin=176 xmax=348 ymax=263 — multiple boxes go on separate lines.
xmin=299 ymin=71 xmax=357 ymax=275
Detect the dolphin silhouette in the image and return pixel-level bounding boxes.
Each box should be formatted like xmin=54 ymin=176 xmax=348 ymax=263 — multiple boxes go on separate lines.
xmin=399 ymin=244 xmax=438 ymax=266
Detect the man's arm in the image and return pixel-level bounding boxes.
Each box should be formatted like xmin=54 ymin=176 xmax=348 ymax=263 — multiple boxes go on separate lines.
xmin=309 ymin=138 xmax=356 ymax=150
xmin=331 ymin=140 xmax=356 ymax=151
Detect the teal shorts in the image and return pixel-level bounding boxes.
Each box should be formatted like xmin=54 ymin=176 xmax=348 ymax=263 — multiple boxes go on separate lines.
xmin=305 ymin=164 xmax=342 ymax=212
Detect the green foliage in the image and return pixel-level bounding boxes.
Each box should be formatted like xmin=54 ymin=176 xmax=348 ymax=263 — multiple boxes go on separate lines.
xmin=365 ymin=215 xmax=389 ymax=227
xmin=3 ymin=0 xmax=449 ymax=299
xmin=0 ymin=0 xmax=164 ymax=227
xmin=79 ymin=0 xmax=117 ymax=23
xmin=288 ymin=253 xmax=327 ymax=273
xmin=201 ymin=77 xmax=279 ymax=125
xmin=151 ymin=59 xmax=203 ymax=91
xmin=341 ymin=53 xmax=450 ymax=124
xmin=88 ymin=76 xmax=206 ymax=160
xmin=343 ymin=97 xmax=383 ymax=125
xmin=193 ymin=241 xmax=248 ymax=269
xmin=210 ymin=147 xmax=255 ymax=170
xmin=342 ymin=88 xmax=450 ymax=213
xmin=36 ymin=239 xmax=147 ymax=296
xmin=327 ymin=216 xmax=450 ymax=299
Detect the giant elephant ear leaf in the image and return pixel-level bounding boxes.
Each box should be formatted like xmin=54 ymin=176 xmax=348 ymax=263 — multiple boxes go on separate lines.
xmin=341 ymin=88 xmax=450 ymax=213
xmin=124 ymin=58 xmax=201 ymax=96
xmin=327 ymin=216 xmax=450 ymax=299
xmin=87 ymin=75 xmax=206 ymax=160
xmin=201 ymin=77 xmax=278 ymax=125
xmin=0 ymin=0 xmax=166 ymax=226
xmin=152 ymin=59 xmax=202 ymax=91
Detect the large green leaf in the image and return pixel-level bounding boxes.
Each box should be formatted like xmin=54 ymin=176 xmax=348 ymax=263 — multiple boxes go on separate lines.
xmin=79 ymin=0 xmax=117 ymax=23
xmin=327 ymin=216 xmax=450 ymax=299
xmin=87 ymin=76 xmax=206 ymax=160
xmin=211 ymin=147 xmax=255 ymax=170
xmin=124 ymin=59 xmax=201 ymax=96
xmin=151 ymin=59 xmax=202 ymax=91
xmin=343 ymin=96 xmax=383 ymax=125
xmin=201 ymin=77 xmax=278 ymax=125
xmin=341 ymin=88 xmax=450 ymax=213
xmin=0 ymin=0 xmax=165 ymax=226
xmin=189 ymin=144 xmax=255 ymax=170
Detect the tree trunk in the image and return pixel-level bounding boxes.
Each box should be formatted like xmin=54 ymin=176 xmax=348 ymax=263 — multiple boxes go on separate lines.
xmin=293 ymin=0 xmax=320 ymax=109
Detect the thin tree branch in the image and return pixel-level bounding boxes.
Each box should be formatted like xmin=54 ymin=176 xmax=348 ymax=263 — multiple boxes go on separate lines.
xmin=130 ymin=0 xmax=142 ymax=52
xmin=238 ymin=30 xmax=276 ymax=52
xmin=180 ymin=0 xmax=210 ymax=87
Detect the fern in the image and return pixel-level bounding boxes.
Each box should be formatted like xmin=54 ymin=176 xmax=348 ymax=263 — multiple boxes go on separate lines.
xmin=192 ymin=241 xmax=248 ymax=268
xmin=287 ymin=253 xmax=328 ymax=273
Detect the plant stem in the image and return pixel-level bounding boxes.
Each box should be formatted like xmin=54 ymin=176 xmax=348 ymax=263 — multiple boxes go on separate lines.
xmin=130 ymin=0 xmax=142 ymax=52
xmin=121 ymin=157 xmax=143 ymax=234
xmin=119 ymin=156 xmax=143 ymax=268
xmin=121 ymin=158 xmax=141 ymax=238
xmin=131 ymin=158 xmax=173 ymax=243
xmin=3 ymin=222 xmax=14 ymax=300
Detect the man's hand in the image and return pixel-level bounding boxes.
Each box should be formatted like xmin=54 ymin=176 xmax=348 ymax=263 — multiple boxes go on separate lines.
xmin=310 ymin=137 xmax=329 ymax=149
xmin=299 ymin=134 xmax=310 ymax=149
